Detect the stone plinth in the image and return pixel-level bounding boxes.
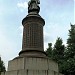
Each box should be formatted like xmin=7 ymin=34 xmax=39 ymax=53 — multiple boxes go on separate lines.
xmin=1 ymin=70 xmax=64 ymax=75
xmin=1 ymin=56 xmax=64 ymax=75
xmin=8 ymin=57 xmax=58 ymax=72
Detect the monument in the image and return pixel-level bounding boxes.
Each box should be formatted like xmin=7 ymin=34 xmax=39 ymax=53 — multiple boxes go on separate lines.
xmin=1 ymin=0 xmax=64 ymax=75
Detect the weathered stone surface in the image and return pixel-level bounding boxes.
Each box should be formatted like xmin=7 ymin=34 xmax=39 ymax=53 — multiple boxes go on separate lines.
xmin=2 ymin=70 xmax=64 ymax=75
xmin=7 ymin=57 xmax=58 ymax=72
xmin=8 ymin=57 xmax=24 ymax=71
xmin=1 ymin=72 xmax=5 ymax=75
xmin=1 ymin=56 xmax=63 ymax=75
xmin=48 ymin=59 xmax=58 ymax=72
xmin=18 ymin=70 xmax=27 ymax=75
xmin=5 ymin=71 xmax=17 ymax=75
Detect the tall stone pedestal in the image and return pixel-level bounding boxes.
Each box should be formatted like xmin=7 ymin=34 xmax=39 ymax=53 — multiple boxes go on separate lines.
xmin=1 ymin=56 xmax=63 ymax=75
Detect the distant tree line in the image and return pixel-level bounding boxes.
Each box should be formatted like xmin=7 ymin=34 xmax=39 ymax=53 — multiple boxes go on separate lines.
xmin=46 ymin=24 xmax=75 ymax=75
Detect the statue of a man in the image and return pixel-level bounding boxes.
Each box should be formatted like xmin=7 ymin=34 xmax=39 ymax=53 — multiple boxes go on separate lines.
xmin=28 ymin=0 xmax=40 ymax=13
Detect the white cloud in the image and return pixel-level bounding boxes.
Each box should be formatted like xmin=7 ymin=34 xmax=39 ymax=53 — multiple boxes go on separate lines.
xmin=17 ymin=2 xmax=28 ymax=9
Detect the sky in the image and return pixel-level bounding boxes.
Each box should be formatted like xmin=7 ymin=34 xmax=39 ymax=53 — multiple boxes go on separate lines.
xmin=0 ymin=0 xmax=75 ymax=69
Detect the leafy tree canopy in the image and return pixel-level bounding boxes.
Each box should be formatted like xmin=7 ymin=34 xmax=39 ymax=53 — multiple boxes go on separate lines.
xmin=65 ymin=24 xmax=75 ymax=75
xmin=52 ymin=37 xmax=65 ymax=62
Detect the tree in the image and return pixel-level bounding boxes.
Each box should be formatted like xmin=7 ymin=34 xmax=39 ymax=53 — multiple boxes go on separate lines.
xmin=52 ymin=37 xmax=65 ymax=73
xmin=64 ymin=24 xmax=75 ymax=75
xmin=46 ymin=43 xmax=53 ymax=58
xmin=52 ymin=37 xmax=65 ymax=62
xmin=66 ymin=24 xmax=75 ymax=58
xmin=0 ymin=56 xmax=6 ymax=75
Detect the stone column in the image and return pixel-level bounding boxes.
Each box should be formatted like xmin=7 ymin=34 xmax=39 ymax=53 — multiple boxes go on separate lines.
xmin=19 ymin=15 xmax=46 ymax=57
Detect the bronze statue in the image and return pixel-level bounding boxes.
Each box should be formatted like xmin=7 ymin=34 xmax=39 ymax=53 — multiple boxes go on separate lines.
xmin=28 ymin=0 xmax=40 ymax=14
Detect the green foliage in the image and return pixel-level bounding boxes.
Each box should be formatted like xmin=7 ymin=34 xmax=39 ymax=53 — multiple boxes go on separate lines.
xmin=52 ymin=37 xmax=65 ymax=74
xmin=0 ymin=57 xmax=6 ymax=75
xmin=64 ymin=24 xmax=75 ymax=75
xmin=46 ymin=43 xmax=53 ymax=58
xmin=52 ymin=37 xmax=65 ymax=62
xmin=46 ymin=37 xmax=65 ymax=74
xmin=66 ymin=25 xmax=75 ymax=57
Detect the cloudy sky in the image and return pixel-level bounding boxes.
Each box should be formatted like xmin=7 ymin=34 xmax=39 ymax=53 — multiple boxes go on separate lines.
xmin=0 ymin=0 xmax=75 ymax=68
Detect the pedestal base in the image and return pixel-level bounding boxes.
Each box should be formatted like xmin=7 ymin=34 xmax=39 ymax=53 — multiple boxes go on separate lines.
xmin=1 ymin=56 xmax=64 ymax=75
xmin=1 ymin=69 xmax=63 ymax=75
